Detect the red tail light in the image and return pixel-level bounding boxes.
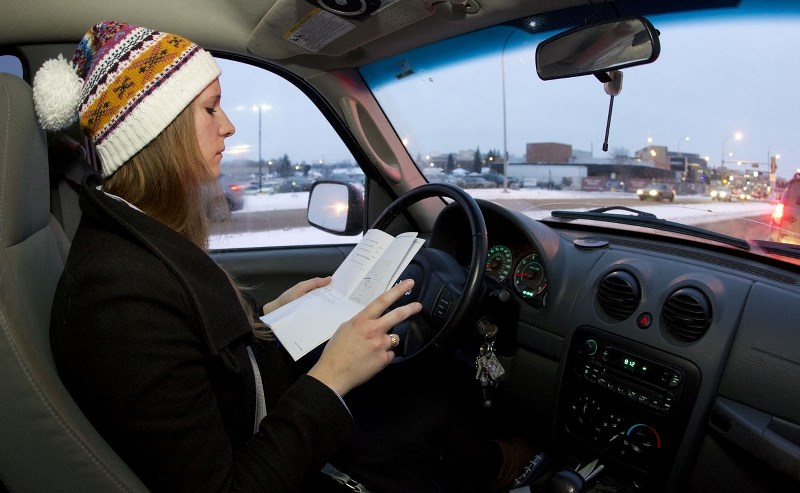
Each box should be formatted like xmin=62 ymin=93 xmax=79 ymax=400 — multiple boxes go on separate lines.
xmin=229 ymin=185 xmax=242 ymax=192
xmin=772 ymin=203 xmax=784 ymax=225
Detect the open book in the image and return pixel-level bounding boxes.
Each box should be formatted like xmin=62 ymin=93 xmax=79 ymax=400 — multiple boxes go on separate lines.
xmin=262 ymin=229 xmax=425 ymax=360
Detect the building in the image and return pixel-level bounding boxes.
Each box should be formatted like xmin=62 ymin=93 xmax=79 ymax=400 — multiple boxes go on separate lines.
xmin=527 ymin=142 xmax=572 ymax=163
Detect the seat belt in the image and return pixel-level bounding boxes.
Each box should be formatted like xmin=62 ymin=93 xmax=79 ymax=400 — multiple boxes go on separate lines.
xmin=246 ymin=348 xmax=368 ymax=491
xmin=48 ymin=135 xmax=98 ymax=241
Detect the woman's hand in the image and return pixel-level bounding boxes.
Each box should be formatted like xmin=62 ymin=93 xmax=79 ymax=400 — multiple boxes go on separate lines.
xmin=262 ymin=276 xmax=332 ymax=316
xmin=308 ymin=279 xmax=422 ymax=397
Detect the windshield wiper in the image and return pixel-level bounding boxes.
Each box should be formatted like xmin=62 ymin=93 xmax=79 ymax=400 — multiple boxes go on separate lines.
xmin=548 ymin=206 xmax=751 ymax=250
xmin=749 ymin=240 xmax=800 ymax=260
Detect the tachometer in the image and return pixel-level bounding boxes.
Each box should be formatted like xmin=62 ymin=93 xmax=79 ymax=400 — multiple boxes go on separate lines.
xmin=513 ymin=253 xmax=547 ymax=299
xmin=486 ymin=244 xmax=513 ymax=282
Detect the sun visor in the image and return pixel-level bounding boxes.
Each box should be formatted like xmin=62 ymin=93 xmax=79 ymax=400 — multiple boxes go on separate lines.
xmin=247 ymin=0 xmax=435 ymax=61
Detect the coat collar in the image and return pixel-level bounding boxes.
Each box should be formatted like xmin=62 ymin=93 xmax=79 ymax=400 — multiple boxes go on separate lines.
xmin=80 ymin=178 xmax=253 ymax=358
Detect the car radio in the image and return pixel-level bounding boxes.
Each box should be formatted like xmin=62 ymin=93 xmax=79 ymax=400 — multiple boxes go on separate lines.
xmin=579 ymin=343 xmax=684 ymax=414
xmin=557 ymin=326 xmax=701 ymax=484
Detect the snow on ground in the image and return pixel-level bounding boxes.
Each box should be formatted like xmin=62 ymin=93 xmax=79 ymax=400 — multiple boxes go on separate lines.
xmin=210 ymin=188 xmax=773 ymax=249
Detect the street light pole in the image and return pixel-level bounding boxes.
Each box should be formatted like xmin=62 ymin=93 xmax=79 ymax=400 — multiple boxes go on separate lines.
xmin=720 ymin=132 xmax=742 ymax=167
xmin=677 ymin=135 xmax=689 ymax=153
xmin=500 ymin=28 xmax=516 ymax=193
xmin=677 ymin=136 xmax=690 ymax=185
xmin=720 ymin=132 xmax=742 ymax=179
xmin=252 ymin=104 xmax=271 ymax=192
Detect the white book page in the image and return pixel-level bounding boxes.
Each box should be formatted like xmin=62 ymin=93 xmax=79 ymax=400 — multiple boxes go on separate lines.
xmin=331 ymin=229 xmax=396 ymax=296
xmin=265 ymin=290 xmax=362 ymax=360
xmin=262 ymin=228 xmax=424 ymax=361
xmin=348 ymin=233 xmax=423 ymax=304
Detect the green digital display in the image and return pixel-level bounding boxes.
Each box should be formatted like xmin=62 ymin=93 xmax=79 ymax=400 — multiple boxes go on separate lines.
xmin=619 ymin=355 xmax=649 ymax=375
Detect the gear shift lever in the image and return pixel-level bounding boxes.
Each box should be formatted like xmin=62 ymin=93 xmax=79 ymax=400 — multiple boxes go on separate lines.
xmin=541 ymin=468 xmax=586 ymax=493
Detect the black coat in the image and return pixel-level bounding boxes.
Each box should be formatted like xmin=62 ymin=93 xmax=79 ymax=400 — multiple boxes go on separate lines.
xmin=50 ymin=182 xmax=355 ymax=492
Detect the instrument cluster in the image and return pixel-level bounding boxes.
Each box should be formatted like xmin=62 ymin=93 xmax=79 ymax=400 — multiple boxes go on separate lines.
xmin=485 ymin=243 xmax=547 ymax=302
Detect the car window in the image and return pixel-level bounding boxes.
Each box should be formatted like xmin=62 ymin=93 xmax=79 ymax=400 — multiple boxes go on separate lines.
xmin=0 ymin=54 xmax=23 ymax=77
xmin=210 ymin=58 xmax=362 ymax=250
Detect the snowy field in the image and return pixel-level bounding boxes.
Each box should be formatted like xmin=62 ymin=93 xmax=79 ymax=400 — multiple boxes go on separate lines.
xmin=210 ymin=188 xmax=774 ymax=249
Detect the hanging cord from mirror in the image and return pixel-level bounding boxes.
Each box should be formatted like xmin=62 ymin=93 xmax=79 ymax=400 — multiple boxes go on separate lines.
xmin=596 ymin=70 xmax=622 ymax=152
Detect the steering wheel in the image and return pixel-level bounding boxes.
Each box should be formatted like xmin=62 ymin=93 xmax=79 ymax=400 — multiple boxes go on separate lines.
xmin=372 ymin=183 xmax=488 ymax=362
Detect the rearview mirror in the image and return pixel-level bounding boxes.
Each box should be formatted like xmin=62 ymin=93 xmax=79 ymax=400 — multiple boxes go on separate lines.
xmin=536 ymin=16 xmax=660 ymax=80
xmin=307 ymin=180 xmax=365 ymax=236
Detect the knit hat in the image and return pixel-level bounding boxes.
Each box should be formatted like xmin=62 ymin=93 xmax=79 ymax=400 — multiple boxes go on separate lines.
xmin=32 ymin=21 xmax=221 ymax=177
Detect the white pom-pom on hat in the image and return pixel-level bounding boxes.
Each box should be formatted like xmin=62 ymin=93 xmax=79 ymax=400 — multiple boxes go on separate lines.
xmin=32 ymin=54 xmax=83 ymax=131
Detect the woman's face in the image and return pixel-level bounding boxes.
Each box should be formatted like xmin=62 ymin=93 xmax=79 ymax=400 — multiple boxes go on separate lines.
xmin=193 ymin=78 xmax=235 ymax=176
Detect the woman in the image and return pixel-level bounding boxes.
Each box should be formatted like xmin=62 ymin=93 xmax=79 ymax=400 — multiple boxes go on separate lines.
xmin=36 ymin=21 xmax=422 ymax=492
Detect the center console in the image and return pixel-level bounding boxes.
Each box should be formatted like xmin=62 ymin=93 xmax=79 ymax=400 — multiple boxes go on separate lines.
xmin=556 ymin=326 xmax=701 ymax=489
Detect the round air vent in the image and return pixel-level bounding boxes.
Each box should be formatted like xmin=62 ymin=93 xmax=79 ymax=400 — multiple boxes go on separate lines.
xmin=597 ymin=270 xmax=641 ymax=320
xmin=663 ymin=287 xmax=712 ymax=342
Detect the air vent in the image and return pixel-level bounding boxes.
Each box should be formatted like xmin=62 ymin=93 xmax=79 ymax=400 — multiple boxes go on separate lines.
xmin=597 ymin=270 xmax=641 ymax=320
xmin=663 ymin=287 xmax=712 ymax=342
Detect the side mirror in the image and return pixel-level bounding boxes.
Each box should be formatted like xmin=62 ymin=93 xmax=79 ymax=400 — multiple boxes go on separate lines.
xmin=536 ymin=16 xmax=660 ymax=80
xmin=307 ymin=180 xmax=364 ymax=236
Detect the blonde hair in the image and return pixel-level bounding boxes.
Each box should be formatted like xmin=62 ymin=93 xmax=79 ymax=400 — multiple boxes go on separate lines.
xmin=104 ymin=104 xmax=272 ymax=339
xmin=104 ymin=104 xmax=212 ymax=249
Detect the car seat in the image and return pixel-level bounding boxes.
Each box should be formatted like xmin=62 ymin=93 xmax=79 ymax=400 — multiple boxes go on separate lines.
xmin=0 ymin=73 xmax=148 ymax=491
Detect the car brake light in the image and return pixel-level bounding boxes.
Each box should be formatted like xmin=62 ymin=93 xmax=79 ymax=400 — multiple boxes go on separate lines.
xmin=772 ymin=203 xmax=784 ymax=225
xmin=229 ymin=185 xmax=242 ymax=192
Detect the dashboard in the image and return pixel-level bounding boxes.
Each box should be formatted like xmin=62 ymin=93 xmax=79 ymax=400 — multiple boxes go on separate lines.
xmin=429 ymin=198 xmax=800 ymax=492
xmin=485 ymin=239 xmax=547 ymax=306
xmin=431 ymin=202 xmax=549 ymax=309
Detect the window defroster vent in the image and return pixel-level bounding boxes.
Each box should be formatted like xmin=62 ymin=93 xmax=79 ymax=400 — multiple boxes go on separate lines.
xmin=663 ymin=287 xmax=712 ymax=342
xmin=597 ymin=270 xmax=641 ymax=320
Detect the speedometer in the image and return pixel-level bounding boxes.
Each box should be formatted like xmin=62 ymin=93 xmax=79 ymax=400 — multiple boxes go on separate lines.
xmin=513 ymin=253 xmax=547 ymax=299
xmin=486 ymin=244 xmax=513 ymax=282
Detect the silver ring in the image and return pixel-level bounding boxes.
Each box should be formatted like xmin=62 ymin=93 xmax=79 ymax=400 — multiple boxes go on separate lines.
xmin=389 ymin=333 xmax=399 ymax=349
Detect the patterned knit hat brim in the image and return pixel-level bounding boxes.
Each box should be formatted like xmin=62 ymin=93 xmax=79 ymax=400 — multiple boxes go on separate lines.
xmin=32 ymin=21 xmax=221 ymax=177
xmin=92 ymin=49 xmax=220 ymax=176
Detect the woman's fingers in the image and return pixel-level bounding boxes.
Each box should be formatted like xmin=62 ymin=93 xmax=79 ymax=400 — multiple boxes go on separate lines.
xmin=295 ymin=276 xmax=332 ymax=294
xmin=283 ymin=276 xmax=331 ymax=301
xmin=262 ymin=276 xmax=332 ymax=315
xmin=357 ymin=279 xmax=417 ymax=320
xmin=307 ymin=279 xmax=422 ymax=396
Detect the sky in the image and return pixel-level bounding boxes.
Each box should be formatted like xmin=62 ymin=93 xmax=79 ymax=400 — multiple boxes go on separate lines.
xmin=361 ymin=8 xmax=800 ymax=181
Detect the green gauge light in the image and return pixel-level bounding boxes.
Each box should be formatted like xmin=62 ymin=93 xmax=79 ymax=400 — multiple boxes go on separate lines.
xmin=513 ymin=253 xmax=547 ymax=298
xmin=486 ymin=244 xmax=513 ymax=282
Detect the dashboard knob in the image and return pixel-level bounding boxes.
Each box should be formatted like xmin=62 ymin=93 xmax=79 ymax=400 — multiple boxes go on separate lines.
xmin=627 ymin=424 xmax=661 ymax=454
xmin=580 ymin=339 xmax=598 ymax=356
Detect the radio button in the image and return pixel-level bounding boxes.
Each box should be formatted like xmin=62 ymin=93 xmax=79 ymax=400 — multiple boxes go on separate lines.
xmin=581 ymin=339 xmax=598 ymax=355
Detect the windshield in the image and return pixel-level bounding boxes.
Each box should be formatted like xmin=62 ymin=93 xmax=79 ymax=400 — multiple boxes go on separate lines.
xmin=359 ymin=0 xmax=800 ymax=260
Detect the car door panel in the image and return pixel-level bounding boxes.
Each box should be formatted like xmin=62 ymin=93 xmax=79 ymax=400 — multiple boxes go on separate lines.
xmin=212 ymin=245 xmax=354 ymax=306
xmin=687 ymin=284 xmax=800 ymax=491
